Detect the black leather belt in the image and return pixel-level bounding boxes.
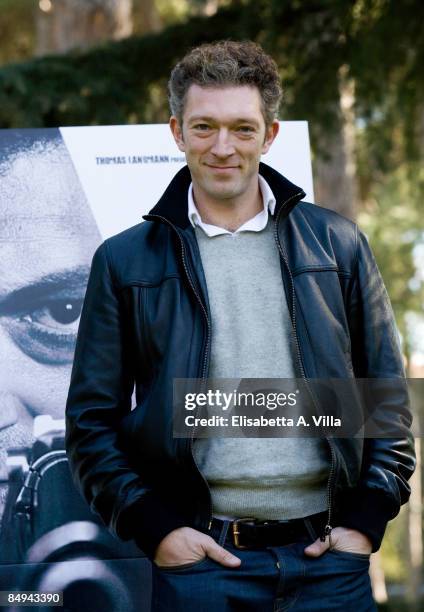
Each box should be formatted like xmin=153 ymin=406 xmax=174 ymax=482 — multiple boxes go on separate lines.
xmin=211 ymin=511 xmax=327 ymax=549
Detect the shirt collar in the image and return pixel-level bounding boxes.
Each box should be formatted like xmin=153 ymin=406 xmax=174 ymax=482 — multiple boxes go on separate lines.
xmin=188 ymin=175 xmax=276 ymax=237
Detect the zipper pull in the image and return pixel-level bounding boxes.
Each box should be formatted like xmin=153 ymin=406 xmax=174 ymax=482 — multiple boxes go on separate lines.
xmin=320 ymin=524 xmax=332 ymax=543
xmin=208 ymin=519 xmax=212 ymax=530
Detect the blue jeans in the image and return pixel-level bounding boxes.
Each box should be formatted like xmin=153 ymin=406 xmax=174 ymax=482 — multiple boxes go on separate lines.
xmin=151 ymin=520 xmax=376 ymax=612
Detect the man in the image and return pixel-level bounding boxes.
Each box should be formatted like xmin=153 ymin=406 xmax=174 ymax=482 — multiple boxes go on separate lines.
xmin=0 ymin=130 xmax=100 ymax=532
xmin=66 ymin=41 xmax=415 ymax=611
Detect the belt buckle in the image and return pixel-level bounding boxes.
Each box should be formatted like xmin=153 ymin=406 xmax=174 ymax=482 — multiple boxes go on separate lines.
xmin=232 ymin=517 xmax=256 ymax=549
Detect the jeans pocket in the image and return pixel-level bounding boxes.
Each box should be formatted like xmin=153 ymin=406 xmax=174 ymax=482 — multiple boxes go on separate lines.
xmin=327 ymin=549 xmax=371 ymax=561
xmin=154 ymin=556 xmax=212 ymax=572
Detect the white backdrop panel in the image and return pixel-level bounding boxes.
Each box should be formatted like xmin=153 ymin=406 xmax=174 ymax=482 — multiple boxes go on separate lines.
xmin=60 ymin=122 xmax=314 ymax=240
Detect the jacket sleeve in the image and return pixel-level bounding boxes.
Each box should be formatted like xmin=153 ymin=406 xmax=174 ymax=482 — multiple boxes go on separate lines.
xmin=339 ymin=228 xmax=416 ymax=551
xmin=65 ymin=241 xmax=187 ymax=560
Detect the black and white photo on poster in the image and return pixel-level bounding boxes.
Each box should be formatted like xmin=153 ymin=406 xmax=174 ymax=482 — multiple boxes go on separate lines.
xmin=0 ymin=128 xmax=148 ymax=612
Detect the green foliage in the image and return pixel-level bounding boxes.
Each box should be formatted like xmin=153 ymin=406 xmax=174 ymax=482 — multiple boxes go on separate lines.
xmin=357 ymin=121 xmax=424 ymax=344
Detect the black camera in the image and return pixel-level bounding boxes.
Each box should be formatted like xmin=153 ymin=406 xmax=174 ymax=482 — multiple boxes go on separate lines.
xmin=0 ymin=416 xmax=151 ymax=612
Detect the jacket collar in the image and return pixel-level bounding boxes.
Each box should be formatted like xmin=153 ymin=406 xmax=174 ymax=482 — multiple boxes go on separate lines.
xmin=144 ymin=162 xmax=306 ymax=229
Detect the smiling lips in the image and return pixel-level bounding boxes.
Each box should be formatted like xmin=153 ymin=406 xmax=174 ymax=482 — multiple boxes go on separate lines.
xmin=206 ymin=164 xmax=239 ymax=171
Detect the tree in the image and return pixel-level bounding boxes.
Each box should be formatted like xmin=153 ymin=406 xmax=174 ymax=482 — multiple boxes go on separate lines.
xmin=133 ymin=0 xmax=162 ymax=34
xmin=0 ymin=0 xmax=34 ymax=65
xmin=35 ymin=0 xmax=133 ymax=56
xmin=313 ymin=66 xmax=358 ymax=219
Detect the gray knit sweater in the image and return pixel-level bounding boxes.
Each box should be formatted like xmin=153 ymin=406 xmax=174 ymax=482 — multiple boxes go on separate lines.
xmin=192 ymin=219 xmax=330 ymax=519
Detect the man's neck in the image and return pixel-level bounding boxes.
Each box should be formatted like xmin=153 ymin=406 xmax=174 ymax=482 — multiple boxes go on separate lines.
xmin=192 ymin=182 xmax=263 ymax=232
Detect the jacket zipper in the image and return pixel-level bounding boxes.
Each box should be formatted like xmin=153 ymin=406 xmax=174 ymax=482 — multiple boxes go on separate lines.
xmin=272 ymin=195 xmax=336 ymax=543
xmin=144 ymin=214 xmax=213 ymax=530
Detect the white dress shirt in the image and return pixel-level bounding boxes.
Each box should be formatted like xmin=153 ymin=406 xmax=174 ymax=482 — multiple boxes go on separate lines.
xmin=188 ymin=175 xmax=276 ymax=237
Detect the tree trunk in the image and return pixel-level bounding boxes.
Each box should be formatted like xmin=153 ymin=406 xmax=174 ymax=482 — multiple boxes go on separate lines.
xmin=136 ymin=0 xmax=162 ymax=34
xmin=203 ymin=0 xmax=219 ymax=16
xmin=407 ymin=436 xmax=422 ymax=609
xmin=313 ymin=65 xmax=358 ymax=221
xmin=406 ymin=353 xmax=423 ymax=610
xmin=370 ymin=552 xmax=388 ymax=604
xmin=35 ymin=0 xmax=133 ymax=56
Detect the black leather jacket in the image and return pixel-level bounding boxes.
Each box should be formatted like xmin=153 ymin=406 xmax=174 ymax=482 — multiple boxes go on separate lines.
xmin=65 ymin=163 xmax=415 ymax=560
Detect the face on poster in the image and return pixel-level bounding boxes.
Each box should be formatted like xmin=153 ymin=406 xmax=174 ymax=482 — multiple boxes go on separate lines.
xmin=0 ymin=123 xmax=313 ymax=523
xmin=0 ymin=130 xmax=102 ymax=518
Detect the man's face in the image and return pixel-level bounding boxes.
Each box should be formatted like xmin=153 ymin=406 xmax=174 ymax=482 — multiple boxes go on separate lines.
xmin=170 ymin=84 xmax=279 ymax=205
xmin=0 ymin=138 xmax=101 ymax=513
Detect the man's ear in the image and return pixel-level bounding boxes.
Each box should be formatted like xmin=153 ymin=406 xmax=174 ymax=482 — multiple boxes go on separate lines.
xmin=169 ymin=116 xmax=185 ymax=152
xmin=262 ymin=120 xmax=279 ymax=155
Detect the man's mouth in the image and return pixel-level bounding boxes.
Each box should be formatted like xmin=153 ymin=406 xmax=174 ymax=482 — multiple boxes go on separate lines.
xmin=206 ymin=164 xmax=239 ymax=171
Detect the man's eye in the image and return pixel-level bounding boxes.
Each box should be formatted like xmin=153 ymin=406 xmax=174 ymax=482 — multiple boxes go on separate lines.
xmin=21 ymin=298 xmax=82 ymax=328
xmin=2 ymin=296 xmax=84 ymax=366
xmin=237 ymin=126 xmax=254 ymax=134
xmin=194 ymin=124 xmax=211 ymax=131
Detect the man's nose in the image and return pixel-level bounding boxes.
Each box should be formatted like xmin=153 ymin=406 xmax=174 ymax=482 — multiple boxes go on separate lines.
xmin=210 ymin=129 xmax=235 ymax=157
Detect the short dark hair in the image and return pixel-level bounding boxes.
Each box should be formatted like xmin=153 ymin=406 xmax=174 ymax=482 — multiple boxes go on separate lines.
xmin=168 ymin=40 xmax=282 ymax=127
